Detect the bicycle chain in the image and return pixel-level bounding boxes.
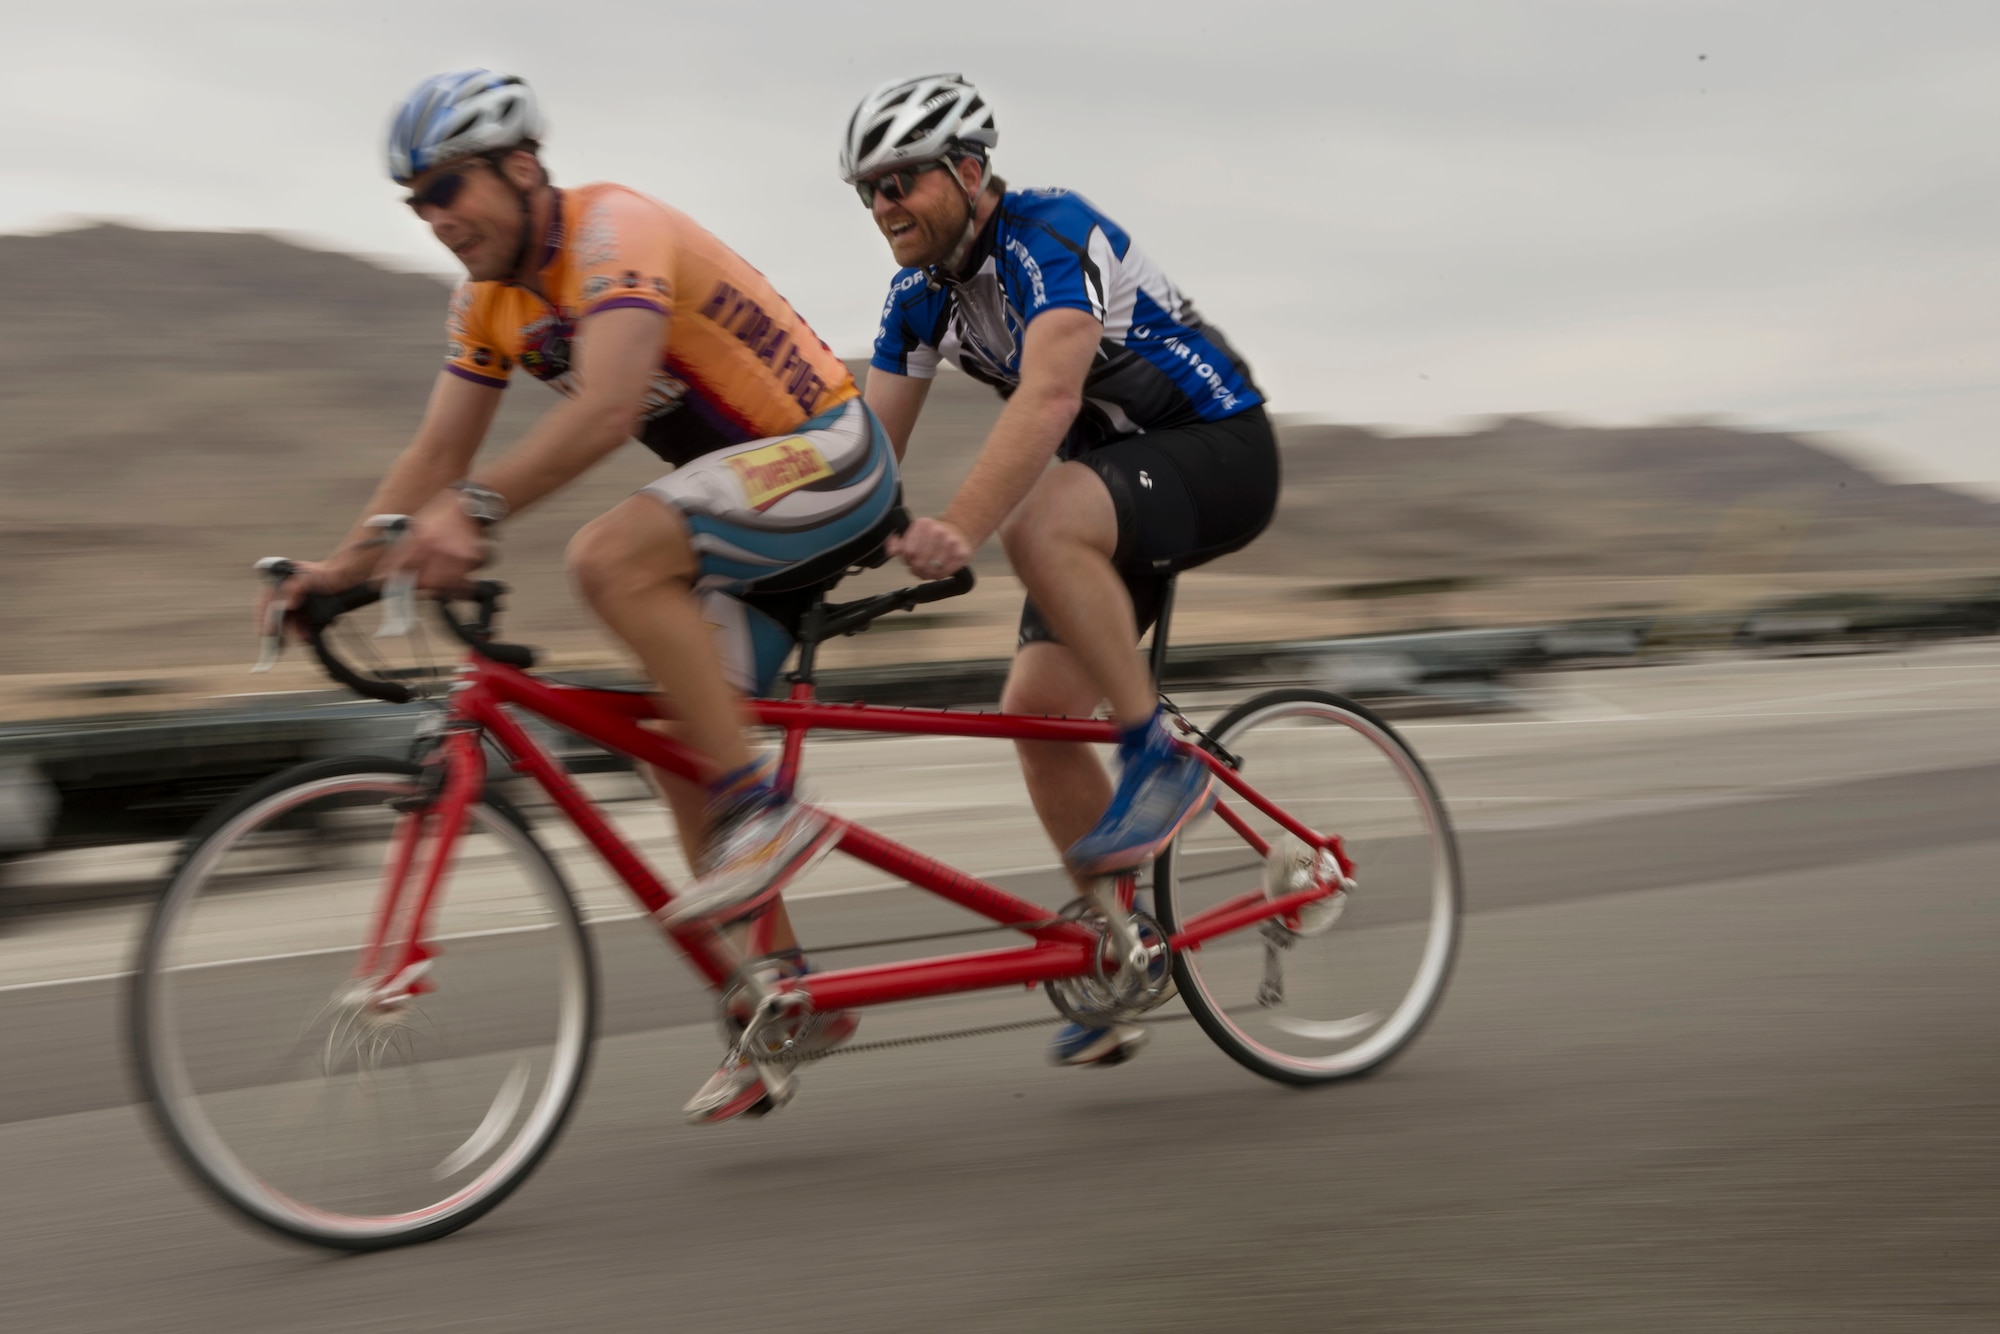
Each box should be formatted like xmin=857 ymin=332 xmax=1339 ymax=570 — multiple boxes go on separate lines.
xmin=765 ymin=897 xmax=1180 ymax=1063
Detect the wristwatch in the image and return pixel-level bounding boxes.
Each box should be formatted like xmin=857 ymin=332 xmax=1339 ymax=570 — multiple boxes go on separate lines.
xmin=449 ymin=480 xmax=510 ymax=528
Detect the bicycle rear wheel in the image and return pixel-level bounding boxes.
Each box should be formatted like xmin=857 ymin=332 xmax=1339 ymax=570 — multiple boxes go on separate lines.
xmin=1156 ymin=689 xmax=1460 ymax=1085
xmin=131 ymin=757 xmax=596 ymax=1250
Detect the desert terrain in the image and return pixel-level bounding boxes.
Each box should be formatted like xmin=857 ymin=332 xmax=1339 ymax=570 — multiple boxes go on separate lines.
xmin=2 ymin=223 xmax=1995 ymax=714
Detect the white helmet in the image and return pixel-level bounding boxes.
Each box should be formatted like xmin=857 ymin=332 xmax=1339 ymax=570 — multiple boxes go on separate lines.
xmin=840 ymin=74 xmax=997 ymax=183
xmin=387 ymin=70 xmax=546 ymax=185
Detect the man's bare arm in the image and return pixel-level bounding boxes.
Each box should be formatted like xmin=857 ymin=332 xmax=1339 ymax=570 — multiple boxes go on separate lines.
xmin=886 ymin=307 xmax=1100 ymax=576
xmin=469 ymin=305 xmax=668 ymax=514
xmin=376 ymin=305 xmax=668 ymax=596
xmin=325 ymin=369 xmax=504 ymax=579
xmin=863 ymin=368 xmax=933 ymax=462
xmin=939 ymin=307 xmax=1096 ymax=545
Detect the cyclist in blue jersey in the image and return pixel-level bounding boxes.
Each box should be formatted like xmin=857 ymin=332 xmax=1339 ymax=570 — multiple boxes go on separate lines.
xmin=841 ymin=75 xmax=1282 ymax=1068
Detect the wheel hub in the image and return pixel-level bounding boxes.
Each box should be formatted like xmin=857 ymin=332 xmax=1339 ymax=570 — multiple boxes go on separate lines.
xmin=1263 ymin=834 xmax=1351 ymax=938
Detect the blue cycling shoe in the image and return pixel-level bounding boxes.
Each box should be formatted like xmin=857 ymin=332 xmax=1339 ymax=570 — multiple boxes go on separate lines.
xmin=1064 ymin=710 xmax=1215 ymax=876
xmin=1049 ymin=1021 xmax=1149 ymax=1067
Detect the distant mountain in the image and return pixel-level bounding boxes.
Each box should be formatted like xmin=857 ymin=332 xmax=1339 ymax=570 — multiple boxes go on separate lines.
xmin=0 ymin=223 xmax=1994 ymax=675
xmin=1252 ymin=417 xmax=2000 ymax=581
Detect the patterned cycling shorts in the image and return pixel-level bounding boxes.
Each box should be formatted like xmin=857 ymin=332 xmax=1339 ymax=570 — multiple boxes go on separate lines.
xmin=638 ymin=399 xmax=900 ymax=697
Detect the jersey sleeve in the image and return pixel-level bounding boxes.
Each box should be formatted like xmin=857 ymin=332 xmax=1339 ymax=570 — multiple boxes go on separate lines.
xmin=1002 ymin=192 xmax=1118 ymax=327
xmin=568 ymin=189 xmax=676 ymax=321
xmin=869 ymin=271 xmax=942 ymax=380
xmin=443 ymin=283 xmax=510 ymax=388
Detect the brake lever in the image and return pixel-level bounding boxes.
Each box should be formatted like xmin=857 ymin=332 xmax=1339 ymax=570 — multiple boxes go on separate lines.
xmin=376 ymin=570 xmax=417 ymax=639
xmin=254 ymin=604 xmax=286 ymax=673
xmin=252 ymin=556 xmax=296 ymax=673
xmin=365 ymin=516 xmax=416 ymax=640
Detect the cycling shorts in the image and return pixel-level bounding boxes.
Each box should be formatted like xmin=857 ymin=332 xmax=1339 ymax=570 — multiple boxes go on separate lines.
xmin=1017 ymin=405 xmax=1279 ymax=648
xmin=639 ymin=399 xmax=901 ymax=696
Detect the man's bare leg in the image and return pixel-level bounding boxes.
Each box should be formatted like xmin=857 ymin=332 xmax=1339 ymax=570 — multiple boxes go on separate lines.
xmin=569 ymin=496 xmax=752 ymax=777
xmin=1000 ymin=642 xmax=1112 ymax=892
xmin=639 ymin=719 xmax=800 ymax=955
xmin=1002 ymin=458 xmax=1209 ymax=885
xmin=1000 ymin=468 xmax=1163 ymax=1064
xmin=571 ymin=495 xmax=814 ymax=940
xmin=999 ymin=462 xmax=1154 ymax=729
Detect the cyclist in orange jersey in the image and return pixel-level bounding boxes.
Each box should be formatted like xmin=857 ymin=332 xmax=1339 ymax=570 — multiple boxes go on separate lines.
xmin=271 ymin=71 xmax=895 ymax=1123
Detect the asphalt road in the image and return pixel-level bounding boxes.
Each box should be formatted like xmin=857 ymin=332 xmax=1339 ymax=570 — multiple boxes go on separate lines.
xmin=2 ymin=644 xmax=1998 ymax=1332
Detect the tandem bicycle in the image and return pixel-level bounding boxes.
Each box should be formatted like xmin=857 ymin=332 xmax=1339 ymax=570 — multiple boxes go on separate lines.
xmin=130 ymin=538 xmax=1461 ymax=1250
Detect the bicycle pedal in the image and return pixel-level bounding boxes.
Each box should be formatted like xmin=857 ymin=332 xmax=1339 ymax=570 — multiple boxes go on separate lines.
xmin=749 ymin=1066 xmax=798 ymax=1116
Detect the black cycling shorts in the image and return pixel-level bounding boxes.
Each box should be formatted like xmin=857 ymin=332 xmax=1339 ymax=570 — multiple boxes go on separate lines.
xmin=1017 ymin=405 xmax=1279 ymax=648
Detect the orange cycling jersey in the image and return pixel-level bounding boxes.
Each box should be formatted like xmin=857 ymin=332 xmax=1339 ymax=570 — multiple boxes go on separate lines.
xmin=444 ymin=182 xmax=858 ymax=467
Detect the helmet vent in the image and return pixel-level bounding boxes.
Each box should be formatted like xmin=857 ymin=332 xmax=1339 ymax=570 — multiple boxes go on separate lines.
xmin=840 ymin=74 xmax=997 ymax=184
xmin=899 ymin=103 xmax=954 ymax=146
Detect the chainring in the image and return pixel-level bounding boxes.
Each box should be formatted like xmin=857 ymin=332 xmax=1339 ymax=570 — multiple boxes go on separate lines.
xmin=1045 ymin=901 xmax=1174 ymax=1024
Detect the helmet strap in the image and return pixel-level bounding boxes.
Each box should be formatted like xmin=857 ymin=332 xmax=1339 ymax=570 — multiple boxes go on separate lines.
xmin=940 ymin=151 xmax=990 ymax=275
xmin=486 ymin=151 xmax=539 ymax=284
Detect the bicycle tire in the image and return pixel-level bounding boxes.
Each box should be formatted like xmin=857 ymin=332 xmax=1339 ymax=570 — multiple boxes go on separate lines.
xmin=130 ymin=756 xmax=597 ymax=1250
xmin=1155 ymin=688 xmax=1461 ymax=1086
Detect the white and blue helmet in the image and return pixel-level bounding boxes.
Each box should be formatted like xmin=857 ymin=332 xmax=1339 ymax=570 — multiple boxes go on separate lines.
xmin=841 ymin=74 xmax=997 ymax=184
xmin=387 ymin=70 xmax=545 ymax=185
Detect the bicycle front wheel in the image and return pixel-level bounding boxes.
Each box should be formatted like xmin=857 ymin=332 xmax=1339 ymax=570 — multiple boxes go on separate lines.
xmin=131 ymin=757 xmax=596 ymax=1250
xmin=1156 ymin=689 xmax=1460 ymax=1085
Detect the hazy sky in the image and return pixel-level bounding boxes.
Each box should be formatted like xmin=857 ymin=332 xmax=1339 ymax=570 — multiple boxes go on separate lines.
xmin=5 ymin=1 xmax=1995 ymax=489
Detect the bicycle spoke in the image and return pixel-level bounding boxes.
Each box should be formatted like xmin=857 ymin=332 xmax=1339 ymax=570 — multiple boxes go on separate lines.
xmin=1159 ymin=691 xmax=1460 ymax=1083
xmin=436 ymin=1059 xmax=531 ymax=1181
xmin=134 ymin=761 xmax=595 ymax=1249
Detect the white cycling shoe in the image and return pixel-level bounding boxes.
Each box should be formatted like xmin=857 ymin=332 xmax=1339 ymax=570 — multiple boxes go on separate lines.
xmin=684 ymin=1052 xmax=776 ymax=1124
xmin=684 ymin=1008 xmax=860 ymax=1125
xmin=663 ymin=797 xmax=836 ymax=929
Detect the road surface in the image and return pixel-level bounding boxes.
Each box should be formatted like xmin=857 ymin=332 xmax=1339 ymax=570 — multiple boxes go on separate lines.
xmin=2 ymin=643 xmax=1996 ymax=1331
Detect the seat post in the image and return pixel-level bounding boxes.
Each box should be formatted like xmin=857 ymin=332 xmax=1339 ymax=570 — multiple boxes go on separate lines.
xmin=1147 ymin=575 xmax=1178 ymax=690
xmin=790 ymin=596 xmax=828 ymax=687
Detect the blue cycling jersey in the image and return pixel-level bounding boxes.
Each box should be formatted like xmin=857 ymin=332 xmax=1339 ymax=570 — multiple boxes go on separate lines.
xmin=870 ymin=188 xmax=1263 ymax=452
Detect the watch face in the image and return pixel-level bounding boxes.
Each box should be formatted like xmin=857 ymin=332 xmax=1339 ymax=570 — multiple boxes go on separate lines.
xmin=455 ymin=485 xmax=507 ymax=526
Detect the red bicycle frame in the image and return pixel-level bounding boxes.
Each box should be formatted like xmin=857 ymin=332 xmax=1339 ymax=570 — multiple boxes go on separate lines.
xmin=359 ymin=655 xmax=1351 ymax=1014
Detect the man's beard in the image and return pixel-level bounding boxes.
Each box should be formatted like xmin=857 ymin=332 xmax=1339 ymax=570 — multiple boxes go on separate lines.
xmin=909 ymin=189 xmax=975 ymax=271
xmin=466 ymin=212 xmax=528 ymax=282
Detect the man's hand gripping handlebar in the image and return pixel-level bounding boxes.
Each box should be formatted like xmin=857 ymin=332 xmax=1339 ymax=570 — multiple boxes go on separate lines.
xmin=254 ymin=516 xmax=415 ymax=673
xmin=254 ymin=516 xmax=531 ymax=705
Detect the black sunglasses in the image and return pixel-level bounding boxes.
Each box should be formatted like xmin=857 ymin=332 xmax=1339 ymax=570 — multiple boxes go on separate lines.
xmin=854 ymin=159 xmax=952 ymax=208
xmin=405 ymin=161 xmax=487 ymax=213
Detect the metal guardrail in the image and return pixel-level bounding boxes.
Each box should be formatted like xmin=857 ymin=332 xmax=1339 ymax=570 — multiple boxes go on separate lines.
xmin=0 ymin=629 xmax=1535 ymax=863
xmin=4 ymin=585 xmax=1995 ymax=869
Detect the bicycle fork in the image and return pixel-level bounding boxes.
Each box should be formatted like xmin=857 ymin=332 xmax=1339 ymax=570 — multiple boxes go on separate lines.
xmin=353 ymin=727 xmax=488 ymax=1009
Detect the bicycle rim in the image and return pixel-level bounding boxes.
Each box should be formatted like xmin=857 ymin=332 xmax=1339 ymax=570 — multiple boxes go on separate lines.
xmin=1158 ymin=690 xmax=1460 ymax=1084
xmin=132 ymin=759 xmax=595 ymax=1249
